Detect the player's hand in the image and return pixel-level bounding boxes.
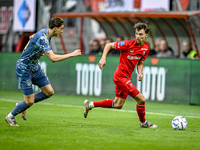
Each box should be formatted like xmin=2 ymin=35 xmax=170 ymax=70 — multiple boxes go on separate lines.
xmin=72 ymin=49 xmax=82 ymax=57
xmin=98 ymin=58 xmax=106 ymax=70
xmin=29 ymin=34 xmax=35 ymax=39
xmin=138 ymin=74 xmax=143 ymax=81
xmin=40 ymin=53 xmax=45 ymax=59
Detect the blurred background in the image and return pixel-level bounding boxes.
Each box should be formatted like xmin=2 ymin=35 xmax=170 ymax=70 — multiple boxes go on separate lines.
xmin=0 ymin=0 xmax=200 ymax=57
xmin=0 ymin=0 xmax=200 ymax=105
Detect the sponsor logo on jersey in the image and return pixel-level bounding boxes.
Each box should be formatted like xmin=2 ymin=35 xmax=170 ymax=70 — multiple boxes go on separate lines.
xmin=127 ymin=55 xmax=141 ymax=60
xmin=141 ymin=48 xmax=148 ymax=51
xmin=130 ymin=50 xmax=134 ymax=53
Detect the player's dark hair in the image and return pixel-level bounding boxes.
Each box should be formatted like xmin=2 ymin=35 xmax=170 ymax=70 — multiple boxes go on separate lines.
xmin=49 ymin=17 xmax=64 ymax=29
xmin=134 ymin=22 xmax=149 ymax=34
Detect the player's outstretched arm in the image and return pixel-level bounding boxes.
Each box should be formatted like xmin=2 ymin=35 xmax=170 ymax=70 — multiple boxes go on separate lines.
xmin=45 ymin=49 xmax=81 ymax=63
xmin=98 ymin=42 xmax=114 ymax=70
xmin=137 ymin=60 xmax=145 ymax=81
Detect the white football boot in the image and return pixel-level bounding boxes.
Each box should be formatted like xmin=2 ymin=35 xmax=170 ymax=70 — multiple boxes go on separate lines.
xmin=83 ymin=100 xmax=92 ymax=118
xmin=140 ymin=121 xmax=158 ymax=128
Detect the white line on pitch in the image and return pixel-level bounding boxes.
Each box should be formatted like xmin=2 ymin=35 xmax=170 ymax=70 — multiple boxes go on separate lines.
xmin=0 ymin=98 xmax=200 ymax=118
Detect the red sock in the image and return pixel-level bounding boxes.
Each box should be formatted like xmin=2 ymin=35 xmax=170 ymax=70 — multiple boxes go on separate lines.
xmin=93 ymin=99 xmax=114 ymax=108
xmin=136 ymin=103 xmax=146 ymax=122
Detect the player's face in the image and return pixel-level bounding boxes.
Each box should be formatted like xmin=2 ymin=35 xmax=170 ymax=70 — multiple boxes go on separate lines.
xmin=54 ymin=24 xmax=64 ymax=36
xmin=135 ymin=29 xmax=148 ymax=44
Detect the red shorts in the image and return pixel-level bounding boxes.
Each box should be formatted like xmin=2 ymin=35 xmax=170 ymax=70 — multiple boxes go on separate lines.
xmin=114 ymin=77 xmax=140 ymax=99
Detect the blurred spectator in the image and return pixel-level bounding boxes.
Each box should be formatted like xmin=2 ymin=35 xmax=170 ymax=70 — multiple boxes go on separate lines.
xmin=181 ymin=40 xmax=197 ymax=59
xmin=89 ymin=39 xmax=102 ymax=56
xmin=148 ymin=39 xmax=161 ymax=57
xmin=88 ymin=40 xmax=94 ymax=52
xmin=105 ymin=38 xmax=113 ymax=44
xmin=116 ymin=36 xmax=124 ymax=42
xmin=156 ymin=39 xmax=174 ymax=58
xmin=106 ymin=38 xmax=120 ymax=55
xmin=99 ymin=39 xmax=106 ymax=50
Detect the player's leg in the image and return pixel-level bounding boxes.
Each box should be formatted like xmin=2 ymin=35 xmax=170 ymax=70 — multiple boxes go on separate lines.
xmin=83 ymin=82 xmax=128 ymax=118
xmin=121 ymin=80 xmax=146 ymax=125
xmin=86 ymin=81 xmax=127 ymax=109
xmin=16 ymin=74 xmax=54 ymax=121
xmin=6 ymin=84 xmax=54 ymax=125
xmin=133 ymin=93 xmax=146 ymax=123
xmin=34 ymin=84 xmax=54 ymax=103
xmin=133 ymin=92 xmax=158 ymax=128
xmin=5 ymin=68 xmax=35 ymax=126
xmin=5 ymin=67 xmax=53 ymax=126
xmin=86 ymin=97 xmax=126 ymax=109
xmin=14 ymin=84 xmax=54 ymax=121
xmin=88 ymin=99 xmax=114 ymax=108
xmin=5 ymin=90 xmax=34 ymax=126
xmin=83 ymin=97 xmax=126 ymax=118
xmin=15 ymin=67 xmax=53 ymax=120
xmin=83 ymin=98 xmax=114 ymax=118
xmin=33 ymin=67 xmax=54 ymax=103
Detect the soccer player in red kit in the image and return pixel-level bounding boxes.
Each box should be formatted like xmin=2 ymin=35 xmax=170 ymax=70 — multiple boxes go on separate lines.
xmin=83 ymin=22 xmax=158 ymax=128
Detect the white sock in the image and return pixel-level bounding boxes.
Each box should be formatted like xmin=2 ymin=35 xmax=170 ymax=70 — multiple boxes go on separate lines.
xmin=7 ymin=112 xmax=14 ymax=118
xmin=89 ymin=102 xmax=94 ymax=108
xmin=140 ymin=120 xmax=147 ymax=125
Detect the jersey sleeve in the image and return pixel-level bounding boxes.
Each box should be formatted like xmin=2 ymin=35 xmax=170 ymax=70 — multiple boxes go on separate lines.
xmin=39 ymin=34 xmax=51 ymax=52
xmin=114 ymin=40 xmax=128 ymax=51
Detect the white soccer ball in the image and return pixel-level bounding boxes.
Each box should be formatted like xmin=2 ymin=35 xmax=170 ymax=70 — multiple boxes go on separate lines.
xmin=171 ymin=116 xmax=188 ymax=130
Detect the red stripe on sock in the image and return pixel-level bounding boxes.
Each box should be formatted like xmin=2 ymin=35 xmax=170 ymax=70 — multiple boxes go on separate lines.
xmin=136 ymin=103 xmax=146 ymax=122
xmin=94 ymin=99 xmax=113 ymax=108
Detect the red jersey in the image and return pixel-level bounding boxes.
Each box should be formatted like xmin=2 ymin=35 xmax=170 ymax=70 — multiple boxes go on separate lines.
xmin=113 ymin=39 xmax=150 ymax=80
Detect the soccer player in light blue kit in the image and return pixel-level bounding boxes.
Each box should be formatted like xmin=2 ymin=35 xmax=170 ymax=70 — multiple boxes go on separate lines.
xmin=5 ymin=17 xmax=81 ymax=126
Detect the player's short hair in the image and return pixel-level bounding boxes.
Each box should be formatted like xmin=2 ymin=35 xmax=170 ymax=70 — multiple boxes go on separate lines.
xmin=49 ymin=17 xmax=64 ymax=29
xmin=134 ymin=22 xmax=149 ymax=34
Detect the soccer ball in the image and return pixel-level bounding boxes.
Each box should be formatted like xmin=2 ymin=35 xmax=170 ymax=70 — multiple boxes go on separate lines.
xmin=171 ymin=116 xmax=188 ymax=130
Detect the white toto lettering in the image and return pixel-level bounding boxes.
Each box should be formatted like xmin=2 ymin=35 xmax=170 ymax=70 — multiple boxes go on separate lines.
xmin=156 ymin=67 xmax=165 ymax=101
xmin=76 ymin=63 xmax=102 ymax=96
xmin=81 ymin=64 xmax=89 ymax=95
xmin=136 ymin=66 xmax=166 ymax=101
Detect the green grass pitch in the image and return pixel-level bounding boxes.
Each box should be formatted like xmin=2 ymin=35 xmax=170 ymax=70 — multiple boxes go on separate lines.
xmin=0 ymin=90 xmax=200 ymax=150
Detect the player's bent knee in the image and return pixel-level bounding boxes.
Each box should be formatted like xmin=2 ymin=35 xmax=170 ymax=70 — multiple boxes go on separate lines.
xmin=142 ymin=98 xmax=146 ymax=103
xmin=138 ymin=98 xmax=146 ymax=104
xmin=24 ymin=94 xmax=35 ymax=106
xmin=118 ymin=106 xmax=123 ymax=109
xmin=26 ymin=100 xmax=35 ymax=106
xmin=114 ymin=104 xmax=123 ymax=109
xmin=46 ymin=89 xmax=54 ymax=97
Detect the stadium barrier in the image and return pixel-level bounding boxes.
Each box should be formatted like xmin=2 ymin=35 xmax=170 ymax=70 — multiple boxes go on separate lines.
xmin=0 ymin=53 xmax=199 ymax=105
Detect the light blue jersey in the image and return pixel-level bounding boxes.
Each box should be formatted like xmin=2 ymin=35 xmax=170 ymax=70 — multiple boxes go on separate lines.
xmin=17 ymin=28 xmax=51 ymax=70
xmin=16 ymin=28 xmax=51 ymax=93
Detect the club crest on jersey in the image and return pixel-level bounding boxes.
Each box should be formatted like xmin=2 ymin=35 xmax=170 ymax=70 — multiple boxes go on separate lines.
xmin=26 ymin=79 xmax=32 ymax=86
xmin=143 ymin=51 xmax=146 ymax=56
xmin=126 ymin=80 xmax=134 ymax=88
xmin=129 ymin=82 xmax=134 ymax=87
